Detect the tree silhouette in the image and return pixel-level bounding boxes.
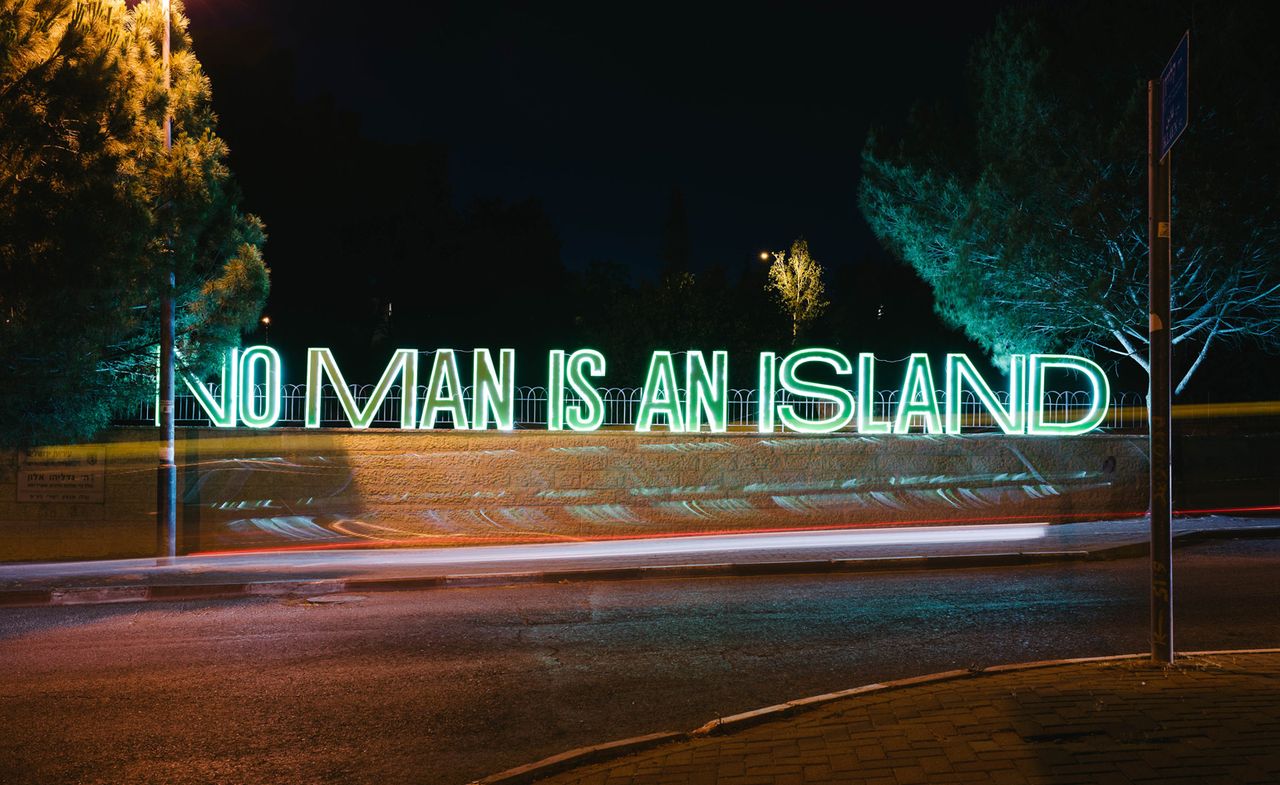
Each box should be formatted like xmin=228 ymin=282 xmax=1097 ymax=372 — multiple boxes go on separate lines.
xmin=0 ymin=0 xmax=267 ymax=446
xmin=860 ymin=1 xmax=1280 ymax=394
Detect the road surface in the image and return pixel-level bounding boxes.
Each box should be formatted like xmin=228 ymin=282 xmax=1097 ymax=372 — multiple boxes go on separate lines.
xmin=1 ymin=538 xmax=1277 ymax=784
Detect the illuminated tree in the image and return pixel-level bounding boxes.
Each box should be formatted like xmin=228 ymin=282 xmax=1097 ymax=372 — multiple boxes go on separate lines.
xmin=860 ymin=1 xmax=1280 ymax=395
xmin=0 ymin=0 xmax=267 ymax=446
xmin=767 ymin=238 xmax=829 ymax=342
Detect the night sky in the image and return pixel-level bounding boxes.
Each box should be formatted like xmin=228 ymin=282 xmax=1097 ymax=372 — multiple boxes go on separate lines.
xmin=193 ymin=1 xmax=1015 ymax=272
xmin=180 ymin=1 xmax=1035 ymax=378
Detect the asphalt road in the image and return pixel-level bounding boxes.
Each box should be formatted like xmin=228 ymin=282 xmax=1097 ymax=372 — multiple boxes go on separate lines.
xmin=1 ymin=538 xmax=1277 ymax=785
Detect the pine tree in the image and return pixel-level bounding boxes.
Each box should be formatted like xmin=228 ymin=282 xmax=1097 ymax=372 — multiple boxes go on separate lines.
xmin=0 ymin=0 xmax=268 ymax=446
xmin=860 ymin=1 xmax=1280 ymax=395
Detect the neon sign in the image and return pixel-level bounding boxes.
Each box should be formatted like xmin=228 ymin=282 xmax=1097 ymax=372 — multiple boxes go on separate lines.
xmin=167 ymin=348 xmax=1110 ymax=435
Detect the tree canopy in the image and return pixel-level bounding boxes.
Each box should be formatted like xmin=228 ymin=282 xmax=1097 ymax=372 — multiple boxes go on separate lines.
xmin=860 ymin=0 xmax=1280 ymax=395
xmin=0 ymin=0 xmax=267 ymax=446
xmin=767 ymin=238 xmax=829 ymax=343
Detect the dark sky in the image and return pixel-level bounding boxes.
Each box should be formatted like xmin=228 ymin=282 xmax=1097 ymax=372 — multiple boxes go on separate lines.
xmin=187 ymin=1 xmax=1017 ymax=276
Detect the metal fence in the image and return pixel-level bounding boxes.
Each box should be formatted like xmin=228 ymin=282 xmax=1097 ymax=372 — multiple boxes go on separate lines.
xmin=120 ymin=385 xmax=1149 ymax=431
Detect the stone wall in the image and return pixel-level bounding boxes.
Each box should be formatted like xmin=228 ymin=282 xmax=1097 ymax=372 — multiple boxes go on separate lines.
xmin=0 ymin=427 xmax=1157 ymax=561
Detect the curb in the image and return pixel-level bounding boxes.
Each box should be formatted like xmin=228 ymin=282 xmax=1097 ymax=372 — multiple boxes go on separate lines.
xmin=469 ymin=732 xmax=685 ymax=785
xmin=1 ymin=524 xmax=1277 ymax=609
xmin=469 ymin=647 xmax=1280 ymax=785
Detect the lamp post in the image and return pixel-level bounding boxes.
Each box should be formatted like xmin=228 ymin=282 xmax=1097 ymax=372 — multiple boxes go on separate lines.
xmin=157 ymin=0 xmax=177 ymax=561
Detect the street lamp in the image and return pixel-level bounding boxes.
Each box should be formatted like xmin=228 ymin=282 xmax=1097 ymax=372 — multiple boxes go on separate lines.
xmin=157 ymin=0 xmax=176 ymax=560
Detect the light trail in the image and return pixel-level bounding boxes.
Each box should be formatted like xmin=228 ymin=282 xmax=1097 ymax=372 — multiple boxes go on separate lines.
xmin=193 ymin=502 xmax=1280 ymax=557
xmin=0 ymin=523 xmax=1049 ymax=580
xmin=316 ymin=522 xmax=1050 ymax=566
xmin=3 ymin=515 xmax=1276 ymax=584
xmin=201 ymin=525 xmax=1059 ymax=567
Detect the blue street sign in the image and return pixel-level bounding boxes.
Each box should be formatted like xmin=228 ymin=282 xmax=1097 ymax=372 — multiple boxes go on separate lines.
xmin=1160 ymin=31 xmax=1189 ymax=160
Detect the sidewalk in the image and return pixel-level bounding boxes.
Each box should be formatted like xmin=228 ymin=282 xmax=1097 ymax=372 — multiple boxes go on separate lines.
xmin=0 ymin=515 xmax=1277 ymax=606
xmin=484 ymin=650 xmax=1280 ymax=785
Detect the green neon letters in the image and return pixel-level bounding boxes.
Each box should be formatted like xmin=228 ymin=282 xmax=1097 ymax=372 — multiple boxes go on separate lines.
xmin=777 ymin=348 xmax=855 ymax=433
xmin=166 ymin=345 xmax=281 ymax=428
xmin=946 ymin=353 xmax=1024 ymax=435
xmin=239 ymin=346 xmax=282 ymax=428
xmin=548 ymin=349 xmax=606 ymax=431
xmin=564 ymin=349 xmax=606 ymax=431
xmin=306 ymin=348 xmax=417 ymax=429
xmin=636 ymin=351 xmax=684 ymax=432
xmin=894 ymin=353 xmax=943 ymax=434
xmin=1026 ymin=354 xmax=1110 ymax=435
xmin=176 ymin=348 xmax=238 ymax=428
xmin=547 ymin=350 xmax=567 ymax=431
xmin=857 ymin=353 xmax=891 ymax=434
xmin=160 ymin=347 xmax=1111 ymax=436
xmin=420 ymin=349 xmax=469 ymax=430
xmin=685 ymin=350 xmax=729 ymax=433
xmin=472 ymin=349 xmax=516 ymax=431
xmin=757 ymin=352 xmax=777 ymax=433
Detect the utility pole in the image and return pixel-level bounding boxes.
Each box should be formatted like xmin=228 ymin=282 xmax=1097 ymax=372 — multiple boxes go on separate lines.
xmin=158 ymin=0 xmax=177 ymax=561
xmin=1147 ymin=79 xmax=1172 ymax=663
xmin=1148 ymin=31 xmax=1188 ymax=665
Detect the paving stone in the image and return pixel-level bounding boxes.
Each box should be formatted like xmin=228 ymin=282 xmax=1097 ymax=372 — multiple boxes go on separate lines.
xmin=532 ymin=653 xmax=1280 ymax=785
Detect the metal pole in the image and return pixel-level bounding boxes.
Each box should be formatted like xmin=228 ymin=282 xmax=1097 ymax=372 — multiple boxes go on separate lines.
xmin=157 ymin=0 xmax=177 ymax=561
xmin=1147 ymin=79 xmax=1174 ymax=663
